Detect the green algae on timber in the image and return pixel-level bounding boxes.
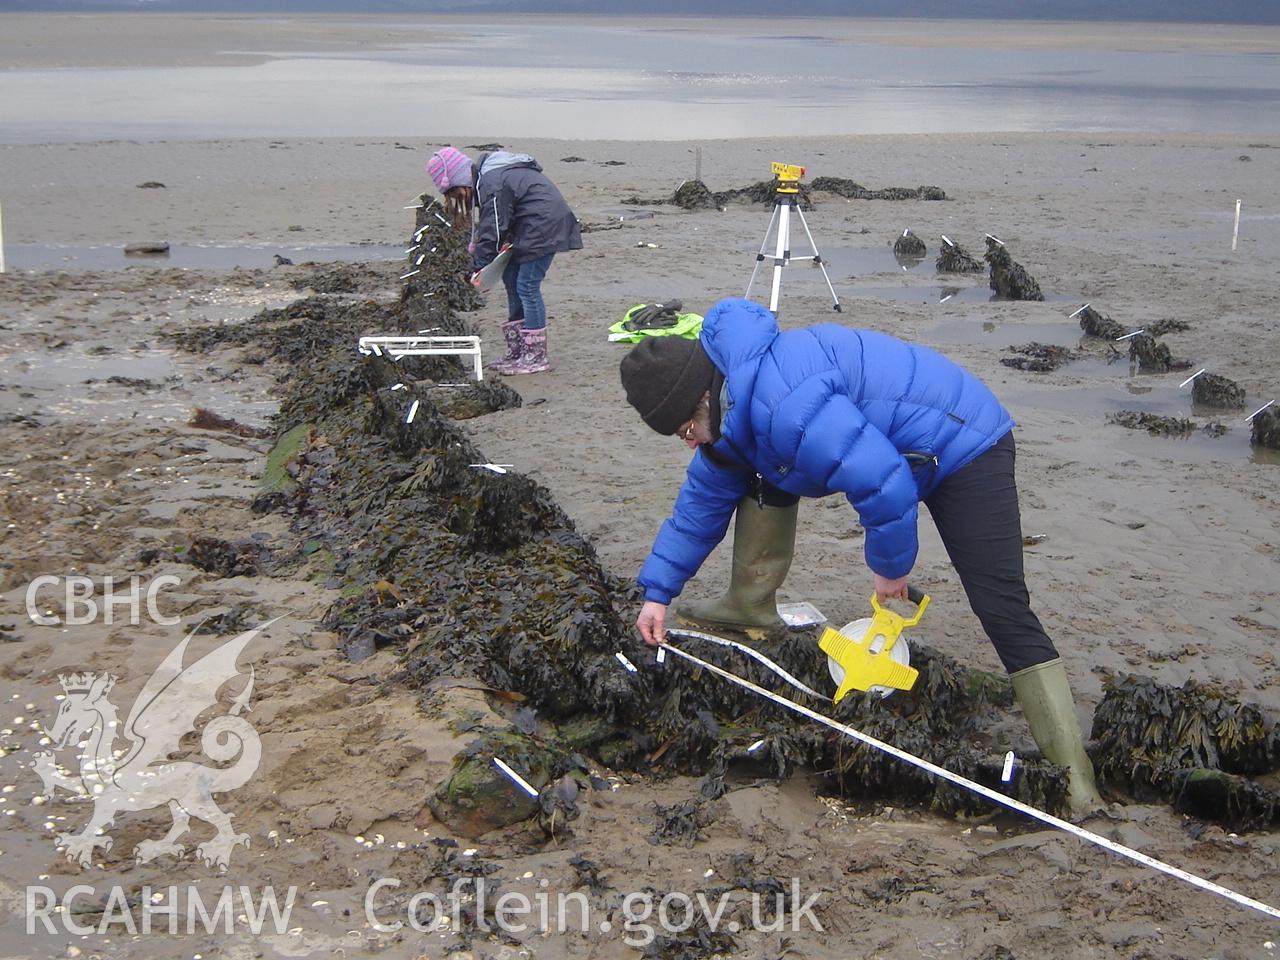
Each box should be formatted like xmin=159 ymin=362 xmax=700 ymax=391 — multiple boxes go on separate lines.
xmin=1092 ymin=673 xmax=1280 ymax=830
xmin=256 ymin=422 xmax=311 ymax=509
xmin=430 ymin=730 xmax=558 ymax=838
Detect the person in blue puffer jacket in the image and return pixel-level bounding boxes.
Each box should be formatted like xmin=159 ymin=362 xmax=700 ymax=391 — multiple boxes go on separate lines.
xmin=618 ymin=297 xmax=1104 ymax=815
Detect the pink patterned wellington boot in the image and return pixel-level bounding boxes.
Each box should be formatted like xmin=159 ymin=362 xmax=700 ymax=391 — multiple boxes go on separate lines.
xmin=486 ymin=318 xmax=524 ymax=370
xmin=495 ymin=328 xmax=550 ymax=375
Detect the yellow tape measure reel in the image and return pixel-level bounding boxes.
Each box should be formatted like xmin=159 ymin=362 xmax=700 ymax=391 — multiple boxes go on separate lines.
xmin=820 ymin=591 xmax=930 ymax=702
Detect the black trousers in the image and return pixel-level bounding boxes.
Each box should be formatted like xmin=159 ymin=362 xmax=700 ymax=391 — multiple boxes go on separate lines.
xmin=923 ymin=431 xmax=1058 ymax=673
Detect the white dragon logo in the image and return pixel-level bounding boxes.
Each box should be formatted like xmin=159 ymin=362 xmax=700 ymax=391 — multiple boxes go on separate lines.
xmin=29 ymin=624 xmax=267 ymax=871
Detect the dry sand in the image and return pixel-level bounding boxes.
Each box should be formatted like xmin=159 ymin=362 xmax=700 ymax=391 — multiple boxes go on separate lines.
xmin=2 ymin=129 xmax=1280 ymax=960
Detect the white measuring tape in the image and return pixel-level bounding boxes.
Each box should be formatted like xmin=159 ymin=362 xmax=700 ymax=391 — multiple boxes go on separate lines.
xmin=657 ymin=638 xmax=1280 ymax=923
xmin=666 ymin=628 xmax=825 ymax=699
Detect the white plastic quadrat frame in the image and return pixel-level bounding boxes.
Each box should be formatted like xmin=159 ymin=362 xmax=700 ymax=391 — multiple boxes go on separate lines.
xmin=357 ymin=335 xmax=484 ymax=381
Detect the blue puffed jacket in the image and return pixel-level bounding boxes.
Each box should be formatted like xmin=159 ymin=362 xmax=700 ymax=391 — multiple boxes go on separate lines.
xmin=637 ymin=298 xmax=1016 ymax=604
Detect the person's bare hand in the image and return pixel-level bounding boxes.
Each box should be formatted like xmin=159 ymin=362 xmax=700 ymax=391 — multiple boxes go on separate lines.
xmin=636 ymin=600 xmax=669 ymax=646
xmin=874 ymin=574 xmax=909 ymax=602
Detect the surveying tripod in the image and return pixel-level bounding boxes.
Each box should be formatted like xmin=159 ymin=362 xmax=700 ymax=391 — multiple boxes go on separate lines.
xmin=745 ymin=161 xmax=841 ymax=315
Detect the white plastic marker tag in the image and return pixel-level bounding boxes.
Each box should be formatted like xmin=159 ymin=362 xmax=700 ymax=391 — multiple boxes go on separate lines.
xmin=1115 ymin=329 xmax=1145 ymax=341
xmin=985 ymin=233 xmax=1004 ymax=245
xmin=941 ymin=235 xmax=954 ymax=247
xmin=608 ymin=332 xmax=634 ymax=342
xmin=656 ymin=647 xmax=666 ymax=664
xmin=1069 ymin=303 xmax=1090 ymax=319
xmin=747 ymin=739 xmax=766 ymax=754
xmin=390 ymin=383 xmax=406 ymax=391
xmin=1245 ymin=400 xmax=1275 ymax=423
xmin=492 ymin=757 xmax=539 ymax=798
xmin=1179 ymin=369 xmax=1207 ymax=388
xmin=405 ymin=400 xmax=420 ymax=424
xmin=400 ymin=269 xmax=419 ymax=280
xmin=1001 ymin=751 xmax=1016 ymax=782
xmin=469 ymin=463 xmax=513 ymax=474
xmin=615 ymin=652 xmax=638 ymax=673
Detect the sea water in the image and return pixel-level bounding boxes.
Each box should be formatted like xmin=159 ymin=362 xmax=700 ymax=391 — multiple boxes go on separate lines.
xmin=1 ymin=16 xmax=1278 ymax=143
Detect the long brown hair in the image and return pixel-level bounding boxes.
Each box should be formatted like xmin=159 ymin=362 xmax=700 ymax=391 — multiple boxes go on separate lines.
xmin=442 ymin=184 xmax=474 ymax=231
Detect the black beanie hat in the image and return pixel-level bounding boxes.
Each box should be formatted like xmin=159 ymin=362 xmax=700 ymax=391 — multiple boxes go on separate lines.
xmin=619 ymin=336 xmax=716 ymax=435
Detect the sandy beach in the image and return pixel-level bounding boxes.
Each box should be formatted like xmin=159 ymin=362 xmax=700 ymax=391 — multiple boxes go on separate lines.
xmin=2 ymin=15 xmax=1280 ymax=959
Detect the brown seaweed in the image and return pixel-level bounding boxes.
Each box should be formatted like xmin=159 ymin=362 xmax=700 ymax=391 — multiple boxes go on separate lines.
xmin=1106 ymin=411 xmax=1198 ymax=437
xmin=810 ymin=178 xmax=946 ymax=201
xmin=1000 ymin=343 xmax=1077 ymax=372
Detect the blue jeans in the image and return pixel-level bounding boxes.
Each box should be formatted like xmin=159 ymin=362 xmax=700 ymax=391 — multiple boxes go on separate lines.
xmin=503 ymin=253 xmax=555 ymax=331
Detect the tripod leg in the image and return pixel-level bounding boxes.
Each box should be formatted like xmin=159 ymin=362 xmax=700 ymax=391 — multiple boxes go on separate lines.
xmin=746 ymin=204 xmax=780 ymax=300
xmin=794 ymin=206 xmax=842 ymax=312
xmin=769 ymin=202 xmax=791 ymax=313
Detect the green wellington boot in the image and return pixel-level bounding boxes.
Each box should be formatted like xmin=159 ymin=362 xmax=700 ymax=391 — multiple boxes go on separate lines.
xmin=1010 ymin=658 xmax=1106 ymax=816
xmin=678 ymin=499 xmax=798 ymax=631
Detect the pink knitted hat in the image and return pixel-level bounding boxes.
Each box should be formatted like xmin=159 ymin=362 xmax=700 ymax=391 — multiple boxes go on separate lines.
xmin=427 ymin=146 xmax=474 ymax=193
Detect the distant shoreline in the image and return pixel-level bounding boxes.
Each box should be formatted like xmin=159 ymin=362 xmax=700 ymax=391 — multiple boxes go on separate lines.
xmin=2 ymin=13 xmax=1279 ymax=70
xmin=4 ymin=2 xmax=1280 ymax=26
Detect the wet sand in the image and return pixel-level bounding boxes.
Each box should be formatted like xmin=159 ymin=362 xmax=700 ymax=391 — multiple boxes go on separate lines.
xmin=2 ymin=129 xmax=1280 ymax=958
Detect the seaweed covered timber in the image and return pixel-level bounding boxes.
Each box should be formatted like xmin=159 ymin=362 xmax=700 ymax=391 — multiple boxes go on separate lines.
xmin=984 ymin=235 xmax=1044 ymax=301
xmin=1093 ymin=675 xmax=1280 ymax=831
xmin=1193 ymin=372 xmax=1247 ymax=409
xmin=168 ymin=196 xmax=1280 ymax=838
xmin=1252 ymin=407 xmax=1280 ymax=450
xmin=1076 ymin=304 xmax=1193 ymax=344
xmin=892 ymin=229 xmax=927 ymax=258
xmin=936 ymin=236 xmax=983 ymax=273
xmin=622 ymin=175 xmax=946 ymax=210
xmin=1126 ymin=332 xmax=1193 ymax=374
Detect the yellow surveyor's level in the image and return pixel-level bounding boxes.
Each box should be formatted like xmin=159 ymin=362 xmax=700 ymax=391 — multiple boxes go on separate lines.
xmin=770 ymin=161 xmax=805 ymax=193
xmin=820 ymin=591 xmax=930 ymax=702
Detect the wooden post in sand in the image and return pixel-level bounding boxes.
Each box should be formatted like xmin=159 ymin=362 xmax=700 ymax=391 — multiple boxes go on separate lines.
xmin=0 ymin=202 xmax=6 ymax=274
xmin=1232 ymin=199 xmax=1241 ymax=251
